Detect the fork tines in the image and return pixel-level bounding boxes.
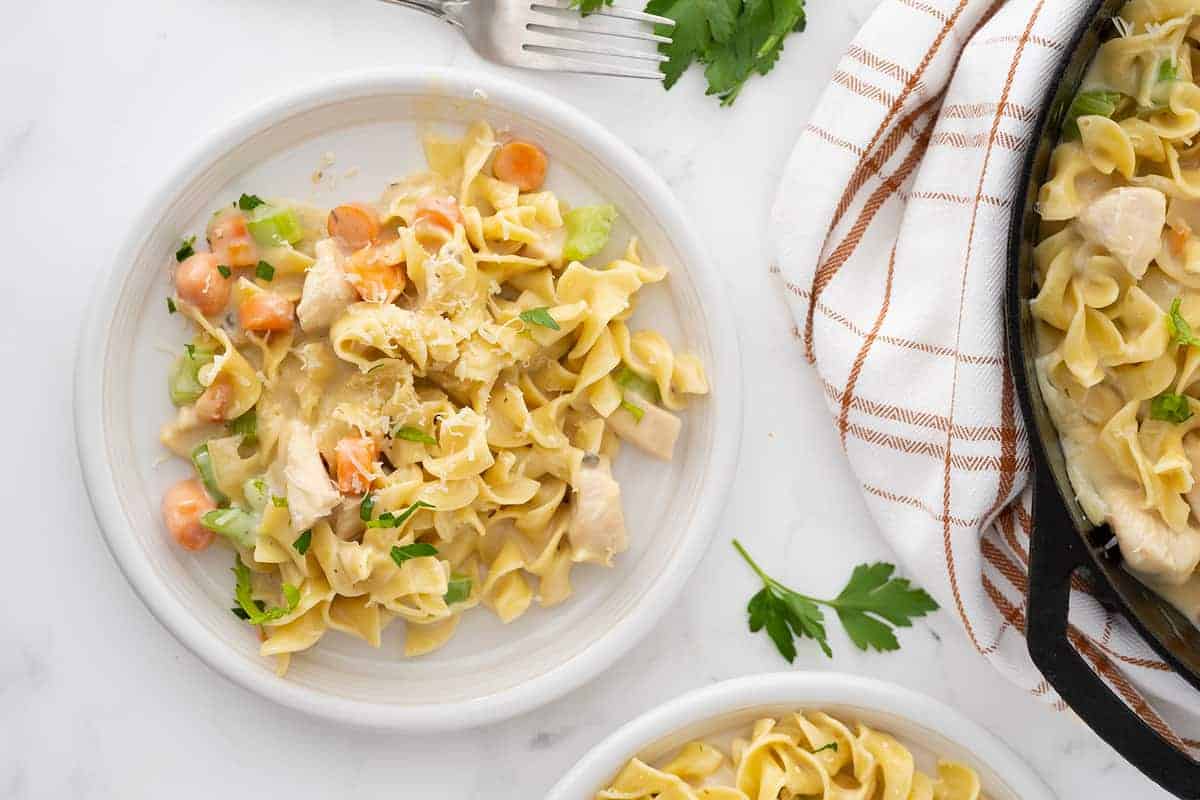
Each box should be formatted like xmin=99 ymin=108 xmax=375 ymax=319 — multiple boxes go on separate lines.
xmin=523 ymin=2 xmax=674 ymax=80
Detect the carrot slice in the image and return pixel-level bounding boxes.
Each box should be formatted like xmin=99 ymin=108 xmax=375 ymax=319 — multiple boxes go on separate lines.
xmin=1169 ymin=226 xmax=1191 ymax=257
xmin=335 ymin=437 xmax=378 ymax=495
xmin=328 ymin=203 xmax=381 ymax=250
xmin=207 ymin=209 xmax=258 ymax=268
xmin=195 ymin=376 xmax=233 ymax=422
xmin=239 ymin=292 xmax=294 ymax=332
xmin=493 ymin=141 xmax=547 ymax=192
xmin=162 ymin=478 xmax=216 ymax=551
xmin=345 ymin=246 xmax=407 ymax=303
xmin=175 ymin=253 xmax=233 ymax=316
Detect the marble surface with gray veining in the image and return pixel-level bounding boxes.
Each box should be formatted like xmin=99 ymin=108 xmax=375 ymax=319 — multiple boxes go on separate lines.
xmin=0 ymin=0 xmax=1175 ymax=797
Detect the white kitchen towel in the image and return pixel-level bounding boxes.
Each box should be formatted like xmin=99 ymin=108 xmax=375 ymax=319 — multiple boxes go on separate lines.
xmin=771 ymin=0 xmax=1200 ymax=745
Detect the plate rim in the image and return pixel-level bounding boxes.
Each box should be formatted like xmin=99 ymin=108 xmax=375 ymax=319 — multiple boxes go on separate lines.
xmin=73 ymin=66 xmax=744 ymax=730
xmin=545 ymin=672 xmax=1056 ymax=800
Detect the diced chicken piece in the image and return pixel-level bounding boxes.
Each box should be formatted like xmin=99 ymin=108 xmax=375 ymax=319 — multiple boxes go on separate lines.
xmin=568 ymin=454 xmax=627 ymax=566
xmin=331 ymin=496 xmax=366 ymax=542
xmin=296 ymin=239 xmax=358 ymax=332
xmin=607 ymin=401 xmax=681 ymax=461
xmin=284 ymin=420 xmax=341 ymax=533
xmin=1107 ymin=480 xmax=1200 ymax=585
xmin=1075 ymin=186 xmax=1166 ymax=279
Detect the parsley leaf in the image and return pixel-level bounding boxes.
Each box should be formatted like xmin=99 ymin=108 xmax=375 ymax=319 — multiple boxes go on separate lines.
xmin=1151 ymin=392 xmax=1194 ymax=423
xmin=1168 ymin=297 xmax=1200 ymax=347
xmin=647 ymin=0 xmax=805 ymax=105
xmin=292 ymin=529 xmax=311 ymax=554
xmin=569 ymin=0 xmax=612 ymax=13
xmin=231 ymin=555 xmax=301 ymax=624
xmin=812 ymin=742 xmax=838 ymax=754
xmin=217 ymin=265 xmax=232 ymax=278
xmin=364 ymin=500 xmax=435 ymax=529
xmin=255 ymin=260 xmax=275 ymax=281
xmin=733 ymin=540 xmax=937 ymax=660
xmin=390 ymin=542 xmax=439 ymax=566
xmin=167 ymin=297 xmax=177 ymax=314
xmin=359 ymin=493 xmax=375 ymax=521
xmin=175 ymin=236 xmax=196 ymax=262
xmin=519 ymin=307 xmax=561 ymax=331
xmin=393 ymin=425 xmax=437 ymax=445
xmin=238 ymin=193 xmax=266 ymax=211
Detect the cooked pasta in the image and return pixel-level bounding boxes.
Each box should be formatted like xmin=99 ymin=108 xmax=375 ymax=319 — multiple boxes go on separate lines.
xmin=596 ymin=712 xmax=984 ymax=800
xmin=1034 ymin=1 xmax=1200 ymax=615
xmin=157 ymin=122 xmax=708 ymax=672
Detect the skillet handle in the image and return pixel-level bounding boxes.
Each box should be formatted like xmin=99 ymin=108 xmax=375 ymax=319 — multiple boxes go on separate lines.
xmin=1027 ymin=462 xmax=1200 ymax=798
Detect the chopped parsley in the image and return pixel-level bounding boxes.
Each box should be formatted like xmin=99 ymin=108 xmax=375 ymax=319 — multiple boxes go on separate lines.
xmin=519 ymin=307 xmax=561 ymax=331
xmin=1151 ymin=392 xmax=1194 ymax=423
xmin=238 ymin=193 xmax=266 ymax=211
xmin=175 ymin=236 xmax=196 ymax=262
xmin=217 ymin=265 xmax=232 ymax=279
xmin=359 ymin=493 xmax=375 ymax=522
xmin=167 ymin=297 xmax=177 ymax=314
xmin=812 ymin=742 xmax=838 ymax=755
xmin=255 ymin=260 xmax=275 ymax=281
xmin=393 ymin=425 xmax=437 ymax=445
xmin=390 ymin=542 xmax=439 ymax=566
xmin=1167 ymin=297 xmax=1200 ymax=347
xmin=231 ymin=555 xmax=300 ymax=624
xmin=292 ymin=529 xmax=312 ymax=554
xmin=364 ymin=500 xmax=435 ymax=529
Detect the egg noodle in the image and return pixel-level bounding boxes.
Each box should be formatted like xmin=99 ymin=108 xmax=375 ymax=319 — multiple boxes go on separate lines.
xmin=597 ymin=711 xmax=983 ymax=800
xmin=1034 ymin=1 xmax=1200 ymax=613
xmin=158 ymin=121 xmax=707 ymax=673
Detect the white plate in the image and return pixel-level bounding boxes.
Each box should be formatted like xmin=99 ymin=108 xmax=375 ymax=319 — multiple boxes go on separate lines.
xmin=73 ymin=69 xmax=742 ymax=731
xmin=547 ymin=673 xmax=1055 ymax=800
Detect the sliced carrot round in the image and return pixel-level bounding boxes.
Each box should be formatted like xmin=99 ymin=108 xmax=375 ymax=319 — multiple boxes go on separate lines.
xmin=493 ymin=141 xmax=547 ymax=192
xmin=175 ymin=253 xmax=232 ymax=316
xmin=413 ymin=196 xmax=464 ymax=232
xmin=195 ymin=376 xmax=233 ymax=422
xmin=207 ymin=209 xmax=258 ymax=268
xmin=162 ymin=478 xmax=216 ymax=551
xmin=328 ymin=203 xmax=381 ymax=250
xmin=239 ymin=292 xmax=294 ymax=332
xmin=335 ymin=436 xmax=378 ymax=495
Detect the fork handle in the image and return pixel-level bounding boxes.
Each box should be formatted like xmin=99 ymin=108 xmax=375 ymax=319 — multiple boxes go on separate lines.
xmin=376 ymin=0 xmax=461 ymax=24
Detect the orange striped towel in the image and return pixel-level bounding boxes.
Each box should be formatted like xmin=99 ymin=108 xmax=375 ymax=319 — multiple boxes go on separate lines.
xmin=772 ymin=0 xmax=1200 ymax=744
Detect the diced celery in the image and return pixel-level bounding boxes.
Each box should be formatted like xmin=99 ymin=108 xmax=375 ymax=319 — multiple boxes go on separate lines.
xmin=563 ymin=204 xmax=617 ymax=262
xmin=227 ymin=408 xmax=257 ymax=446
xmin=242 ymin=477 xmax=270 ymax=513
xmin=200 ymin=507 xmax=258 ymax=549
xmin=167 ymin=346 xmax=214 ymax=406
xmin=246 ymin=205 xmax=303 ymax=246
xmin=613 ymin=365 xmax=662 ymax=404
xmin=191 ymin=443 xmax=229 ymax=507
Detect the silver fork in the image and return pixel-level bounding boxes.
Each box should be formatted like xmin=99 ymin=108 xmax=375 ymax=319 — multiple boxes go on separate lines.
xmin=377 ymin=0 xmax=674 ymax=79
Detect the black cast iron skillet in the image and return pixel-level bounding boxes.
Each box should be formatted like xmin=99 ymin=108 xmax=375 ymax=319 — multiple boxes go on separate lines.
xmin=1008 ymin=1 xmax=1200 ymax=796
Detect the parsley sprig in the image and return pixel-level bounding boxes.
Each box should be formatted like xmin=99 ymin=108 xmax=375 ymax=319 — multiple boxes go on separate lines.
xmin=733 ymin=540 xmax=938 ymax=661
xmin=230 ymin=555 xmax=300 ymax=624
xmin=1168 ymin=297 xmax=1200 ymax=347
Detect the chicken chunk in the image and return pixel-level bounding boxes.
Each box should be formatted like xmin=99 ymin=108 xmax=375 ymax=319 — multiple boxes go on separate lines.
xmin=1075 ymin=186 xmax=1166 ymax=279
xmin=297 ymin=239 xmax=358 ymax=332
xmin=1107 ymin=480 xmax=1200 ymax=585
xmin=284 ymin=420 xmax=341 ymax=533
xmin=607 ymin=401 xmax=682 ymax=461
xmin=568 ymin=454 xmax=628 ymax=566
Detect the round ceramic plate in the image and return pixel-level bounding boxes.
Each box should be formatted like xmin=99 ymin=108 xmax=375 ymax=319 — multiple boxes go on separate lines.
xmin=74 ymin=68 xmax=742 ymax=730
xmin=547 ymin=673 xmax=1055 ymax=800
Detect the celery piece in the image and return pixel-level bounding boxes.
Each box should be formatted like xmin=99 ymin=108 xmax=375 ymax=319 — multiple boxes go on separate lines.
xmin=201 ymin=508 xmax=258 ymax=549
xmin=613 ymin=365 xmax=662 ymax=404
xmin=242 ymin=477 xmax=270 ymax=513
xmin=191 ymin=443 xmax=230 ymax=507
xmin=563 ymin=204 xmax=617 ymax=262
xmin=167 ymin=345 xmax=214 ymax=406
xmin=246 ymin=205 xmax=303 ymax=247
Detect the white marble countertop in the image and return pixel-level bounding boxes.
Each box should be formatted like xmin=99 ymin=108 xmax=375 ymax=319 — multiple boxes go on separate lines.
xmin=0 ymin=0 xmax=1178 ymax=797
